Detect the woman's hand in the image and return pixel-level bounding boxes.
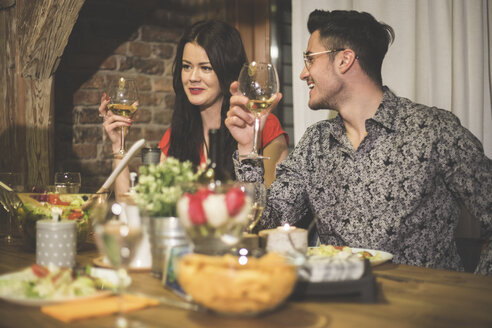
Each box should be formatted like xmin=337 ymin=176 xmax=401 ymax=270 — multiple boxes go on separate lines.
xmin=225 ymin=81 xmax=282 ymax=157
xmin=98 ymin=93 xmax=134 ymax=154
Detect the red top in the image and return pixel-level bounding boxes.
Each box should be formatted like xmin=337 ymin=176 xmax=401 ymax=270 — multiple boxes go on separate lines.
xmin=158 ymin=113 xmax=289 ymax=165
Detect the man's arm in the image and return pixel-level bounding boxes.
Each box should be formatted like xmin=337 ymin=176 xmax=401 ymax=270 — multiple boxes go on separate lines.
xmin=437 ymin=111 xmax=492 ymax=274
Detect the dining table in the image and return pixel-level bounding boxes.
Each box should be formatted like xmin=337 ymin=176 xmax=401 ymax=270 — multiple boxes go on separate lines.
xmin=1 ymin=241 xmax=491 ymax=328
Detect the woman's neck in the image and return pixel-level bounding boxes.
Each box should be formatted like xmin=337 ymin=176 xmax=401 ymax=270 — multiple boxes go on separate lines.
xmin=200 ymin=99 xmax=223 ymax=161
xmin=200 ymin=99 xmax=223 ymax=135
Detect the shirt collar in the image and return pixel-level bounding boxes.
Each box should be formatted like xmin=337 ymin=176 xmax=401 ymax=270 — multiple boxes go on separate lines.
xmin=329 ymin=86 xmax=399 ymax=140
xmin=371 ymin=86 xmax=399 ymax=132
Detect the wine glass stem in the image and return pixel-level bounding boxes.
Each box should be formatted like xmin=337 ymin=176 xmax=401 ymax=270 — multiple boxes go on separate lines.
xmin=252 ymin=116 xmax=261 ymax=155
xmin=116 ymin=267 xmax=127 ymax=328
xmin=4 ymin=213 xmax=14 ymax=244
xmin=119 ymin=127 xmax=125 ymax=154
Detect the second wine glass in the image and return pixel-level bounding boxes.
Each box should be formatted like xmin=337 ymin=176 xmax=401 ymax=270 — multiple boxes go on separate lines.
xmin=107 ymin=77 xmax=139 ymax=158
xmin=238 ymin=62 xmax=279 ymax=160
xmin=246 ymin=182 xmax=266 ymax=233
xmin=93 ymin=200 xmax=143 ymax=328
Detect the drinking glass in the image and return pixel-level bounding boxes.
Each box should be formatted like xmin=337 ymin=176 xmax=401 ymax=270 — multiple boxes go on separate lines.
xmin=0 ymin=172 xmax=23 ymax=244
xmin=54 ymin=172 xmax=81 ymax=193
xmin=245 ymin=182 xmax=266 ymax=233
xmin=238 ymin=62 xmax=279 ymax=160
xmin=93 ymin=200 xmax=143 ymax=328
xmin=107 ymin=77 xmax=139 ymax=158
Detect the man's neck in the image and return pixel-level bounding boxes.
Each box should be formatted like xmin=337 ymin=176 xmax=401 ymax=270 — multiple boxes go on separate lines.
xmin=338 ymin=84 xmax=383 ymax=150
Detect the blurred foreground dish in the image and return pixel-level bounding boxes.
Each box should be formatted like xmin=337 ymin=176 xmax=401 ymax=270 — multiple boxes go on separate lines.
xmin=177 ymin=252 xmax=296 ymax=315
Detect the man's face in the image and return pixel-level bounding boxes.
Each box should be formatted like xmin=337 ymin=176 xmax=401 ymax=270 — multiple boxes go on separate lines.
xmin=300 ymin=30 xmax=344 ymax=111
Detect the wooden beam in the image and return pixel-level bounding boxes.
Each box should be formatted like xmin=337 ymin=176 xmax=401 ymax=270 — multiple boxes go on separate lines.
xmin=227 ymin=0 xmax=270 ymax=63
xmin=17 ymin=0 xmax=85 ymax=79
xmin=0 ymin=3 xmax=17 ymax=173
xmin=0 ymin=0 xmax=84 ymax=189
xmin=0 ymin=0 xmax=15 ymax=10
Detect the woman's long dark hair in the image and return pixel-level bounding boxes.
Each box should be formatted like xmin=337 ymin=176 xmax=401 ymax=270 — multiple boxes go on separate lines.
xmin=167 ymin=20 xmax=248 ymax=176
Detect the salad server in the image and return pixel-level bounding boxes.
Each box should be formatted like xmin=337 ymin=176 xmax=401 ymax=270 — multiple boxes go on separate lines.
xmin=82 ymin=139 xmax=146 ymax=210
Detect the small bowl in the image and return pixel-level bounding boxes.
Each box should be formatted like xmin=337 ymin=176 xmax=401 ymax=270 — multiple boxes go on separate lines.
xmin=177 ymin=252 xmax=297 ymax=315
xmin=176 ymin=182 xmax=253 ymax=255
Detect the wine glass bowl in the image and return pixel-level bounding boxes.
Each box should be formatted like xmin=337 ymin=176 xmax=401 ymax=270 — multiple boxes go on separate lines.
xmin=107 ymin=77 xmax=139 ymax=157
xmin=238 ymin=62 xmax=279 ymax=160
xmin=176 ymin=182 xmax=254 ymax=255
xmin=54 ymin=172 xmax=81 ymax=193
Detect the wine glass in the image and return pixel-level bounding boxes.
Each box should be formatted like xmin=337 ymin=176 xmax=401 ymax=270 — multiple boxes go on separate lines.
xmin=54 ymin=172 xmax=81 ymax=193
xmin=238 ymin=62 xmax=279 ymax=160
xmin=93 ymin=200 xmax=143 ymax=328
xmin=0 ymin=172 xmax=23 ymax=245
xmin=107 ymin=77 xmax=139 ymax=158
xmin=245 ymin=182 xmax=267 ymax=233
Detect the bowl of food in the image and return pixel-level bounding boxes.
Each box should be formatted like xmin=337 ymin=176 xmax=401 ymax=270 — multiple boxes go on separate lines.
xmin=176 ymin=182 xmax=253 ymax=255
xmin=176 ymin=252 xmax=297 ymax=315
xmin=16 ymin=193 xmax=104 ymax=250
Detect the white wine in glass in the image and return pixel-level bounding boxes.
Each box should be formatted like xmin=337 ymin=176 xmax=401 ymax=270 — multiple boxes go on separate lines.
xmin=238 ymin=62 xmax=279 ymax=160
xmin=107 ymin=77 xmax=139 ymax=158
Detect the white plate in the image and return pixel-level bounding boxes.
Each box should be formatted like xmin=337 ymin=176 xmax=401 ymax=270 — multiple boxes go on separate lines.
xmin=93 ymin=256 xmax=151 ymax=272
xmin=0 ymin=268 xmax=114 ymax=307
xmin=308 ymin=246 xmax=393 ymax=267
xmin=350 ymin=248 xmax=393 ymax=266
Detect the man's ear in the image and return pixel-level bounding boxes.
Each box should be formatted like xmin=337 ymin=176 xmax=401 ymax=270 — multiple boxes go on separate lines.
xmin=338 ymin=49 xmax=357 ymax=74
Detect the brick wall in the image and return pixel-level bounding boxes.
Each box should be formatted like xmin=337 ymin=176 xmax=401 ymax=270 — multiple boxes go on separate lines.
xmin=54 ymin=0 xmax=227 ymax=192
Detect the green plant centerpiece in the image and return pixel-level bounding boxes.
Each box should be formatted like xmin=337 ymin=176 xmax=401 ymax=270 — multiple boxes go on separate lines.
xmin=131 ymin=157 xmax=199 ymax=217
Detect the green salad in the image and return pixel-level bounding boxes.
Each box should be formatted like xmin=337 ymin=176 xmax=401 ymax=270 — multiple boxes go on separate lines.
xmin=0 ymin=264 xmax=97 ymax=300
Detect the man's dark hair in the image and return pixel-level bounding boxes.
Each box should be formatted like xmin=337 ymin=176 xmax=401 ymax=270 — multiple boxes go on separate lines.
xmin=308 ymin=10 xmax=395 ymax=86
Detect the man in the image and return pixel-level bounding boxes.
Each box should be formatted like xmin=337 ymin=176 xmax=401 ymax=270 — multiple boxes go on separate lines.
xmin=225 ymin=10 xmax=492 ymax=273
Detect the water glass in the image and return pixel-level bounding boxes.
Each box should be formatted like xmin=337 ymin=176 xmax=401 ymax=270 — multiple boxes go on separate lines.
xmin=54 ymin=172 xmax=81 ymax=193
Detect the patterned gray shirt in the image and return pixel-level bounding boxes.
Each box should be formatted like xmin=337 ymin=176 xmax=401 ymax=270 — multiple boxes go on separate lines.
xmin=234 ymin=87 xmax=492 ymax=272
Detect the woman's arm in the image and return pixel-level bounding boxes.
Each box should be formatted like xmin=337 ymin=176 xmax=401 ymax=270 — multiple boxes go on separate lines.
xmin=263 ymin=135 xmax=288 ymax=188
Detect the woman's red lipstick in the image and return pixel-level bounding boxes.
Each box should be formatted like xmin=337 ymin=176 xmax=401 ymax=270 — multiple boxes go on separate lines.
xmin=189 ymin=88 xmax=203 ymax=95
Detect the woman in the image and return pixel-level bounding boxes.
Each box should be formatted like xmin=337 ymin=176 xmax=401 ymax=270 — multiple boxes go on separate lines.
xmin=99 ymin=20 xmax=288 ymax=197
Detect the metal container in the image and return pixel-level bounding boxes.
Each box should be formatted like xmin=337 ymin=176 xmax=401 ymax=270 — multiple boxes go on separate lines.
xmin=36 ymin=220 xmax=76 ymax=268
xmin=148 ymin=216 xmax=189 ymax=278
xmin=141 ymin=147 xmax=161 ymax=166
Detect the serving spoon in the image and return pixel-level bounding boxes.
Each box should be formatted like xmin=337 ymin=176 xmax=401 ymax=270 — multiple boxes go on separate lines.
xmin=81 ymin=139 xmax=146 ymax=210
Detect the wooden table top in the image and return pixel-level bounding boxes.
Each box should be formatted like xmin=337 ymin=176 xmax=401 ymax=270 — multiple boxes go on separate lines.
xmin=1 ymin=242 xmax=491 ymax=328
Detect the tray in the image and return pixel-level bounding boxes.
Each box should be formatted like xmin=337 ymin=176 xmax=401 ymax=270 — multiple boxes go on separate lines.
xmin=291 ymin=260 xmax=377 ymax=303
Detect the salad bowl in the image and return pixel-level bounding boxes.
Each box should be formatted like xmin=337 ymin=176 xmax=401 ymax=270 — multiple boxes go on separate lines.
xmin=16 ymin=193 xmax=105 ymax=250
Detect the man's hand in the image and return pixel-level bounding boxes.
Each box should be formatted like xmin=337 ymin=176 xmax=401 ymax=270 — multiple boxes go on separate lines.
xmin=225 ymin=81 xmax=282 ymax=157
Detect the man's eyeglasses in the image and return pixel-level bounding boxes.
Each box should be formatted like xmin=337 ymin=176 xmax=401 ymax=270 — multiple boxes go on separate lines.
xmin=303 ymin=49 xmax=345 ymax=69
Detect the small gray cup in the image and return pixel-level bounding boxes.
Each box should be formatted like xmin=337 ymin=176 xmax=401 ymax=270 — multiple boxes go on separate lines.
xmin=141 ymin=148 xmax=161 ymax=165
xmin=36 ymin=220 xmax=76 ymax=268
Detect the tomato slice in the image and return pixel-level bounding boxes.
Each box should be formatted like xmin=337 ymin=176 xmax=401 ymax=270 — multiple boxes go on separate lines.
xmin=67 ymin=210 xmax=84 ymax=220
xmin=31 ymin=264 xmax=50 ymax=278
xmin=48 ymin=194 xmax=71 ymax=206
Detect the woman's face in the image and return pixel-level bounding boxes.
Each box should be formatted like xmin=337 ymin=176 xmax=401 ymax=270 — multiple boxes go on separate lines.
xmin=181 ymin=42 xmax=223 ymax=110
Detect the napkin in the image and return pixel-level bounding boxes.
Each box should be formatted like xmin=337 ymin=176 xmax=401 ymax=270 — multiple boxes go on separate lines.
xmin=298 ymin=255 xmax=365 ymax=282
xmin=41 ymin=294 xmax=159 ymax=323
